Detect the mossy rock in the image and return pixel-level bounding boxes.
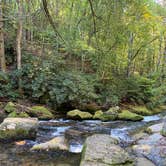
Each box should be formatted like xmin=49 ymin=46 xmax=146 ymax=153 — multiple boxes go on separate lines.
xmin=130 ymin=106 xmax=152 ymax=116
xmin=8 ymin=111 xmax=30 ymax=118
xmin=105 ymin=106 xmax=119 ymax=118
xmin=80 ymin=134 xmax=133 ymax=166
xmin=67 ymin=109 xmax=93 ymax=120
xmin=4 ymin=102 xmax=17 ymax=113
xmin=0 ymin=118 xmax=38 ymax=142
xmin=93 ymin=110 xmax=117 ymax=121
xmin=28 ymin=106 xmax=54 ymax=120
xmin=0 ymin=128 xmax=35 ymax=142
xmin=93 ymin=110 xmax=103 ymax=119
xmin=100 ymin=114 xmax=117 ymax=121
xmin=161 ymin=121 xmax=166 ymax=137
xmin=118 ymin=110 xmax=143 ymax=121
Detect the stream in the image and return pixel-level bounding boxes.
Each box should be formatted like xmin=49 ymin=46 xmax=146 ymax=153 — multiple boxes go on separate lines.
xmin=0 ymin=112 xmax=165 ymax=166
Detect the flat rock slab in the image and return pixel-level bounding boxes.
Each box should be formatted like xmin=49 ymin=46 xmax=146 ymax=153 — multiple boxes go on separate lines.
xmin=136 ymin=157 xmax=155 ymax=166
xmin=80 ymin=134 xmax=133 ymax=166
xmin=137 ymin=133 xmax=163 ymax=145
xmin=148 ymin=123 xmax=163 ymax=133
xmin=31 ymin=136 xmax=68 ymax=151
xmin=133 ymin=132 xmax=166 ymax=166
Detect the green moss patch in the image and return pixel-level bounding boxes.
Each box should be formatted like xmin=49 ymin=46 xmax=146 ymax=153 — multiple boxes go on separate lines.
xmin=93 ymin=110 xmax=103 ymax=119
xmin=28 ymin=106 xmax=54 ymax=120
xmin=130 ymin=106 xmax=152 ymax=116
xmin=118 ymin=110 xmax=143 ymax=121
xmin=67 ymin=109 xmax=93 ymax=120
xmin=4 ymin=102 xmax=17 ymax=113
xmin=8 ymin=111 xmax=29 ymax=118
xmin=93 ymin=110 xmax=117 ymax=121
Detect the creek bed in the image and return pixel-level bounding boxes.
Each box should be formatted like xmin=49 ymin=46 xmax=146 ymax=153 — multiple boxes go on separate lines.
xmin=0 ymin=112 xmax=165 ymax=166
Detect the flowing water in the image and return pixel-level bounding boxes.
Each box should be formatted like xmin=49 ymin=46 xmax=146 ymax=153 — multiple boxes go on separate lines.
xmin=0 ymin=112 xmax=165 ymax=166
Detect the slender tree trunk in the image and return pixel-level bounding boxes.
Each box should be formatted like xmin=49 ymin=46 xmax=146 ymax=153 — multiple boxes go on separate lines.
xmin=16 ymin=0 xmax=23 ymax=91
xmin=161 ymin=36 xmax=166 ymax=81
xmin=156 ymin=36 xmax=162 ymax=71
xmin=55 ymin=0 xmax=59 ymax=18
xmin=16 ymin=0 xmax=23 ymax=71
xmin=127 ymin=32 xmax=134 ymax=77
xmin=42 ymin=0 xmax=65 ymax=44
xmin=0 ymin=0 xmax=6 ymax=72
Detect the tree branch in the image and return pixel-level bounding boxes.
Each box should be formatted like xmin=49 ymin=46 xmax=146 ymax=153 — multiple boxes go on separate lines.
xmin=132 ymin=36 xmax=159 ymax=61
xmin=88 ymin=0 xmax=96 ymax=34
xmin=42 ymin=0 xmax=65 ymax=44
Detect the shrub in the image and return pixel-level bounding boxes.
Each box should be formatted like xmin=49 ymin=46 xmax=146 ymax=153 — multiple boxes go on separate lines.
xmin=147 ymin=84 xmax=166 ymax=109
xmin=0 ymin=71 xmax=19 ymax=100
xmin=31 ymin=71 xmax=98 ymax=108
xmin=94 ymin=77 xmax=126 ymax=107
xmin=125 ymin=75 xmax=154 ymax=104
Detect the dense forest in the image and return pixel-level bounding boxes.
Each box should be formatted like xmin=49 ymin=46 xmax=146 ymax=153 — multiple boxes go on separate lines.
xmin=0 ymin=0 xmax=166 ymax=112
xmin=0 ymin=0 xmax=166 ymax=166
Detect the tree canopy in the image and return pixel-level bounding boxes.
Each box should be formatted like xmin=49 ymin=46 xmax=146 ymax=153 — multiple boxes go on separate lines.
xmin=0 ymin=0 xmax=165 ymax=110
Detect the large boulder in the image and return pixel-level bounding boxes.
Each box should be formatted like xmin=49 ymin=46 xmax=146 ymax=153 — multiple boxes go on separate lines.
xmin=118 ymin=110 xmax=143 ymax=121
xmin=67 ymin=110 xmax=93 ymax=120
xmin=31 ymin=136 xmax=68 ymax=151
xmin=28 ymin=106 xmax=54 ymax=120
xmin=80 ymin=134 xmax=133 ymax=166
xmin=0 ymin=118 xmax=38 ymax=142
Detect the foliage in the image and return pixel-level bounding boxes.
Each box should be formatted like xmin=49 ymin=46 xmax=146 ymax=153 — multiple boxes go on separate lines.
xmin=0 ymin=0 xmax=166 ymax=111
xmin=148 ymin=83 xmax=166 ymax=109
xmin=0 ymin=72 xmax=19 ymax=100
xmin=125 ymin=75 xmax=154 ymax=104
xmin=31 ymin=70 xmax=98 ymax=108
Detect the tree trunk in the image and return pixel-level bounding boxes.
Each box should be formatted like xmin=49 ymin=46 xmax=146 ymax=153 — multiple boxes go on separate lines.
xmin=16 ymin=0 xmax=23 ymax=71
xmin=16 ymin=0 xmax=23 ymax=92
xmin=0 ymin=0 xmax=6 ymax=72
xmin=161 ymin=36 xmax=166 ymax=82
xmin=127 ymin=32 xmax=134 ymax=77
xmin=156 ymin=36 xmax=162 ymax=71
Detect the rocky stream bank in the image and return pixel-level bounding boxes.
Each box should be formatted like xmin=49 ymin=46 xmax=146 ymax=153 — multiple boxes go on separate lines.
xmin=0 ymin=102 xmax=165 ymax=165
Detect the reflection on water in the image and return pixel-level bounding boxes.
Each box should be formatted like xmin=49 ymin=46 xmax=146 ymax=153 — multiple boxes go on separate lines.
xmin=0 ymin=143 xmax=81 ymax=166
